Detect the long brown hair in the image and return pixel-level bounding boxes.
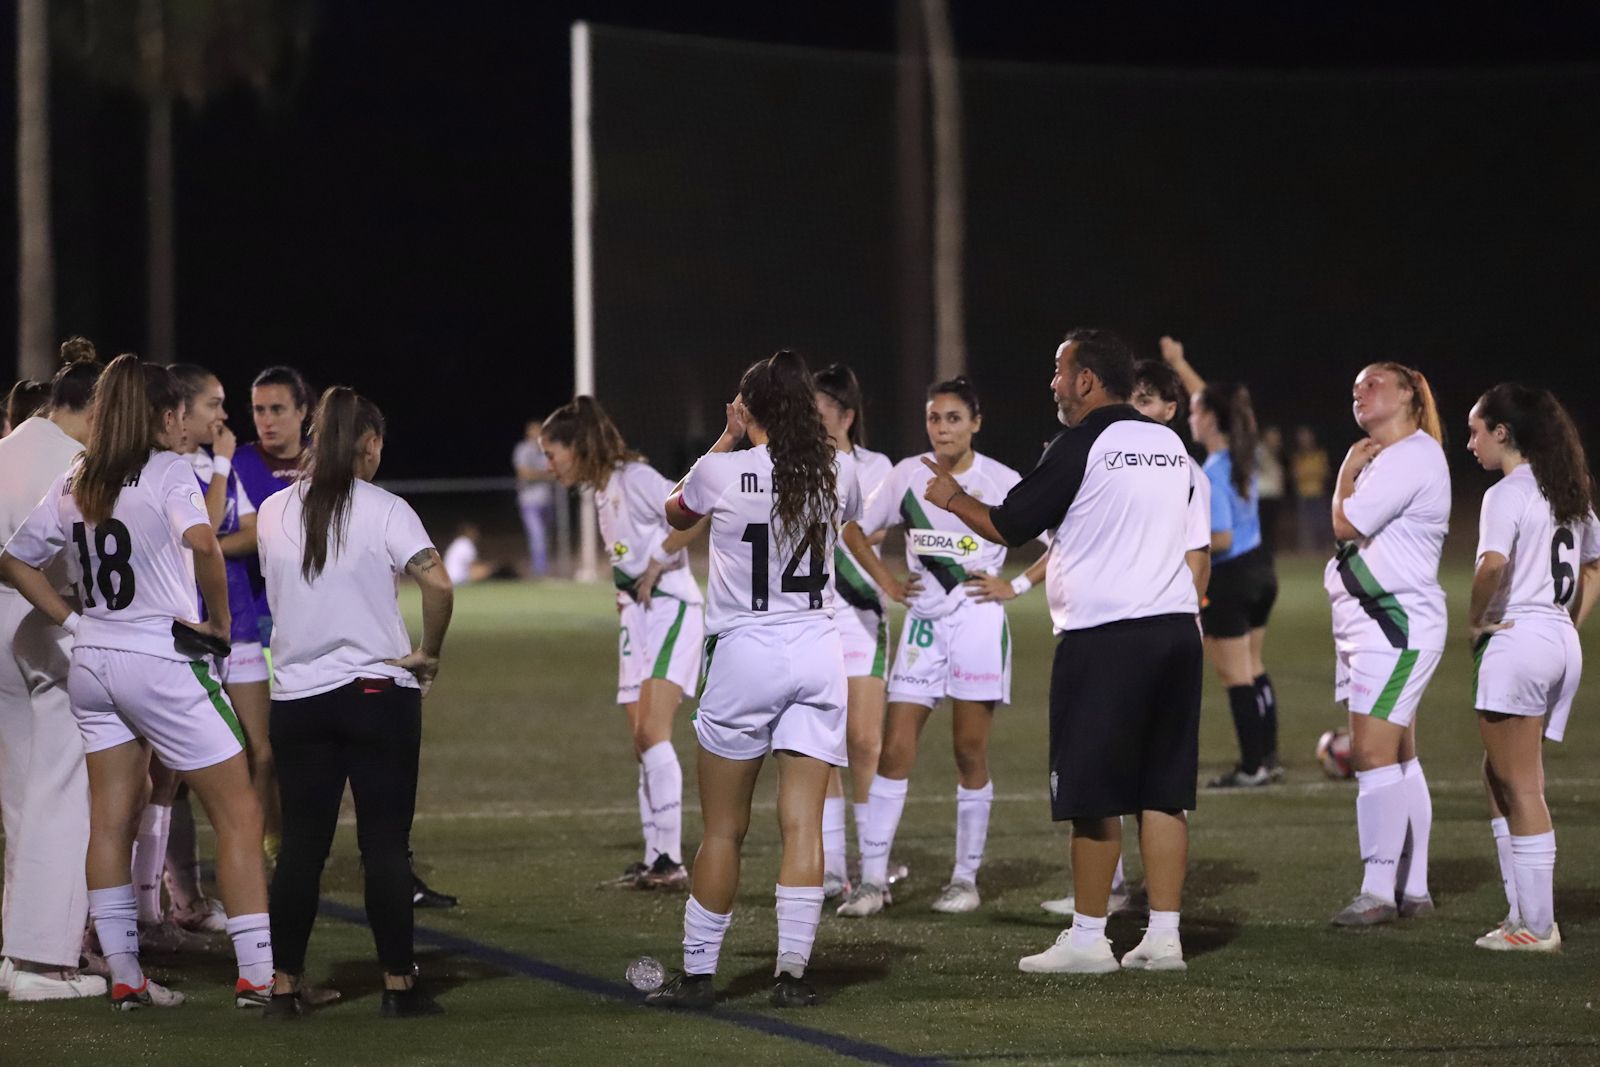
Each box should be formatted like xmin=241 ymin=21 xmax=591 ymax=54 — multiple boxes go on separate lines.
xmin=73 ymin=354 xmax=183 ymax=524
xmin=541 ymin=395 xmax=642 ymax=488
xmin=1198 ymin=382 xmax=1259 ymax=498
xmin=1476 ymin=383 xmax=1597 ymax=525
xmin=1369 ymin=361 xmax=1443 ymax=446
xmin=740 ymin=350 xmax=839 ymax=552
xmin=814 ymin=363 xmax=868 ymax=446
xmin=299 ymin=387 xmax=386 ymax=580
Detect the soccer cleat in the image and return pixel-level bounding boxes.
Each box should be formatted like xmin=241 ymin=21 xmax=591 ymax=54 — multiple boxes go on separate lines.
xmin=235 ymin=978 xmax=273 ymax=1008
xmin=172 ymin=897 xmax=229 ymax=934
xmin=1496 ymin=923 xmax=1562 ymax=953
xmin=1120 ymin=931 xmax=1186 ymax=972
xmin=822 ymin=871 xmax=852 ymax=901
xmin=638 ymin=854 xmax=690 ymax=891
xmin=931 ymin=881 xmax=980 ymax=914
xmin=9 ymin=970 xmax=109 ymax=1001
xmin=412 ymin=873 xmax=458 ymax=909
xmin=1474 ymin=921 xmax=1514 ymax=949
xmin=602 ymin=862 xmax=651 ymax=889
xmin=110 ymin=977 xmax=186 ymax=1010
xmin=835 ymin=882 xmax=888 ymax=918
xmin=1019 ymin=930 xmax=1120 ymax=975
xmin=1398 ymin=894 xmax=1435 ymax=919
xmin=380 ymin=983 xmax=445 ymax=1018
xmin=644 ymin=971 xmax=716 ymax=1010
xmin=770 ymin=972 xmax=818 ymax=1008
xmin=1040 ymin=885 xmax=1133 ymax=918
xmin=0 ymin=956 xmax=14 ymax=994
xmin=1331 ymin=892 xmax=1398 ymax=927
xmin=1205 ymin=765 xmax=1271 ymax=789
xmin=262 ymin=992 xmax=305 ymax=1020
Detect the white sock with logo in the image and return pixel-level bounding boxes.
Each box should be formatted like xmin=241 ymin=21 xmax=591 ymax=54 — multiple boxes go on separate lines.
xmin=88 ymin=885 xmax=143 ymax=989
xmin=952 ymin=781 xmax=993 ymax=886
xmin=774 ymin=884 xmax=825 ymax=977
xmin=1147 ymin=909 xmax=1180 ymax=937
xmin=132 ymin=803 xmax=172 ymax=925
xmin=822 ymin=797 xmax=847 ymax=883
xmin=1490 ymin=817 xmax=1520 ymax=926
xmin=682 ymin=896 xmax=732 ymax=976
xmin=860 ymin=776 xmax=909 ymax=888
xmin=1398 ymin=757 xmax=1432 ymax=899
xmin=1355 ymin=764 xmax=1408 ymax=901
xmin=225 ymin=912 xmax=274 ymax=987
xmin=641 ymin=741 xmax=683 ymax=865
xmin=853 ymin=802 xmax=870 ymax=868
xmin=1510 ymin=831 xmax=1557 ymax=938
xmin=637 ymin=765 xmax=658 ymax=866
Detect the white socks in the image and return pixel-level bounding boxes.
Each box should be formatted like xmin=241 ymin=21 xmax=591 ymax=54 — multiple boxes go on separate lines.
xmin=682 ymin=896 xmax=733 ymax=976
xmin=636 ymin=767 xmax=657 ymax=865
xmin=225 ymin=912 xmax=274 ymax=987
xmin=1147 ymin=910 xmax=1180 ymax=936
xmin=1069 ymin=911 xmax=1107 ymax=950
xmin=859 ymin=776 xmax=908 ymax=888
xmin=853 ymin=803 xmax=870 ymax=867
xmin=133 ymin=803 xmax=173 ymax=925
xmin=1510 ymin=831 xmax=1556 ymax=937
xmin=822 ymin=798 xmax=847 ymax=883
xmin=774 ymin=885 xmax=825 ymax=977
xmin=88 ymin=884 xmax=142 ymax=989
xmin=1490 ymin=817 xmax=1520 ymax=925
xmin=952 ymin=781 xmax=993 ymax=886
xmin=1397 ymin=758 xmax=1432 ymax=899
xmin=640 ymin=741 xmax=683 ymax=864
xmin=1355 ymin=764 xmax=1408 ymax=900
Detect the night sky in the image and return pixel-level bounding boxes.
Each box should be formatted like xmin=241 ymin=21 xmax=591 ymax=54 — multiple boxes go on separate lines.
xmin=3 ymin=2 xmax=1599 ymax=481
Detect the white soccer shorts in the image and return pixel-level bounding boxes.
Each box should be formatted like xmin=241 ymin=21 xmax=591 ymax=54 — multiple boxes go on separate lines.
xmin=616 ymin=597 xmax=705 ymax=705
xmin=694 ymin=617 xmax=847 ymax=765
xmin=886 ymin=600 xmax=1012 ymax=707
xmin=1334 ymin=647 xmax=1443 ymax=729
xmin=219 ymin=640 xmax=269 ymax=686
xmin=69 ymin=646 xmax=245 ymax=772
xmin=835 ymin=603 xmax=890 ymax=680
xmin=1473 ymin=618 xmax=1583 ymax=743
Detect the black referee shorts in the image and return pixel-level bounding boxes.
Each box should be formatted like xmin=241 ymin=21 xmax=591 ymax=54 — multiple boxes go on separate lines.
xmin=1048 ymin=613 xmax=1203 ymax=821
xmin=1199 ymin=545 xmax=1278 ymax=639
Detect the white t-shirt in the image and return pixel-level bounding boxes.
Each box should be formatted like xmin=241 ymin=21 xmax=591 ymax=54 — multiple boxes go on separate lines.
xmin=833 ymin=444 xmax=892 ymax=612
xmin=257 ymin=479 xmax=435 ymax=699
xmin=679 ymin=444 xmax=861 ymax=635
xmin=1324 ymin=430 xmax=1451 ymax=652
xmin=0 ymin=417 xmax=86 ymax=594
xmin=443 ymin=536 xmax=478 ymax=585
xmin=858 ymin=452 xmax=1023 ymax=621
xmin=1476 ymin=463 xmax=1600 ymax=623
xmin=4 ymin=450 xmax=210 ymax=660
xmin=597 ymin=460 xmax=702 ymax=605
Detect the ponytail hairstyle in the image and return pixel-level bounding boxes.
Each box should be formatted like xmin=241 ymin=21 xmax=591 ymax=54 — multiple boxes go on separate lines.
xmin=1197 ymin=383 xmax=1260 ymax=498
xmin=927 ymin=375 xmax=981 ymax=419
xmin=740 ymin=350 xmax=839 ymax=553
xmin=168 ymin=363 xmax=216 ymax=407
xmin=299 ymin=387 xmax=386 ymax=580
xmin=814 ymin=362 xmax=868 ymax=446
xmin=541 ymin=395 xmax=643 ymax=488
xmin=50 ymin=355 xmax=105 ymax=413
xmin=73 ymin=354 xmax=184 ymax=524
xmin=59 ymin=336 xmax=98 ymax=365
xmin=1476 ymin=383 xmax=1597 ymax=525
xmin=1370 ymin=361 xmax=1444 ymax=446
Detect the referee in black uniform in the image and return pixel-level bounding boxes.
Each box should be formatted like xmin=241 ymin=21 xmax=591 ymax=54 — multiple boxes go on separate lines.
xmin=921 ymin=329 xmax=1210 ymax=975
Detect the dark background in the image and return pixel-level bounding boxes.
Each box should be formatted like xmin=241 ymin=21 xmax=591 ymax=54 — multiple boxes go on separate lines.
xmin=3 ymin=1 xmax=1599 ymax=485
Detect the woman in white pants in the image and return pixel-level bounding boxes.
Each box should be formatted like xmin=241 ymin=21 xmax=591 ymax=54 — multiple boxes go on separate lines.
xmin=0 ymin=355 xmax=103 ymax=1001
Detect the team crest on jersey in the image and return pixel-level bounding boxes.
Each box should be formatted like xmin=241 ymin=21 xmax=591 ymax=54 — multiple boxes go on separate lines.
xmin=905 ymin=649 xmax=919 ymax=668
xmin=611 ymin=541 xmax=629 ymax=561
xmin=908 ymin=529 xmax=980 ymax=560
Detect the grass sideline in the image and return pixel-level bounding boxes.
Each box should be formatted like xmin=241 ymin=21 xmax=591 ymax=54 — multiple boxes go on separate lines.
xmin=2 ymin=557 xmax=1597 ymax=1066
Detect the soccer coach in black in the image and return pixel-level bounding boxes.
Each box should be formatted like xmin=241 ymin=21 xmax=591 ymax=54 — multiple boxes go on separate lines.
xmin=920 ymin=329 xmax=1210 ymax=975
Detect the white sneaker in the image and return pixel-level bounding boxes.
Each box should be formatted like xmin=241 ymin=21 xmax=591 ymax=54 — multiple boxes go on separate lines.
xmin=1039 ymin=886 xmax=1132 ymax=917
xmin=931 ymin=881 xmax=980 ymax=914
xmin=1474 ymin=921 xmax=1515 ymax=949
xmin=1496 ymin=922 xmax=1562 ymax=953
xmin=10 ymin=970 xmax=109 ymax=1001
xmin=835 ymin=882 xmax=888 ymax=918
xmin=1120 ymin=930 xmax=1186 ymax=971
xmin=822 ymin=871 xmax=852 ymax=901
xmin=0 ymin=957 xmax=15 ymax=995
xmin=1019 ymin=930 xmax=1120 ymax=974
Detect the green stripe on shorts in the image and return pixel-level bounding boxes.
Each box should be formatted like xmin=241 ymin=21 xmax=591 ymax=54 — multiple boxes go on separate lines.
xmin=1000 ymin=614 xmax=1011 ymax=665
xmin=870 ymin=615 xmax=889 ymax=679
xmin=651 ymin=599 xmax=689 ymax=680
xmin=695 ymin=633 xmax=719 ymax=706
xmin=1370 ymin=649 xmax=1420 ymax=722
xmin=189 ymin=660 xmax=245 ymax=745
xmin=1471 ymin=634 xmax=1491 ymax=695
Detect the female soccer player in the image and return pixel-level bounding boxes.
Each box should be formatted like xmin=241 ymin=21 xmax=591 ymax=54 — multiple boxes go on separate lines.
xmin=835 ymin=377 xmax=1046 ymax=918
xmin=648 ymin=349 xmax=859 ymax=1010
xmin=0 ymin=355 xmax=272 ymax=1009
xmin=812 ymin=363 xmax=893 ymax=898
xmin=257 ymin=387 xmax=455 ymax=1018
xmin=1465 ymin=384 xmax=1600 ymax=952
xmin=1189 ymin=383 xmax=1282 ymax=787
xmin=1326 ymin=362 xmax=1448 ymax=927
xmin=543 ymin=396 xmax=706 ymax=890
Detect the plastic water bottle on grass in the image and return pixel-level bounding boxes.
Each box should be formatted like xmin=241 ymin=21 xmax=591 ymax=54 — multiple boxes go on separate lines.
xmin=626 ymin=956 xmax=665 ymax=992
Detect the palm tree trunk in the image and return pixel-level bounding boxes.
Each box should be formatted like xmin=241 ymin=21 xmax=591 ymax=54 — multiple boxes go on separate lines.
xmin=140 ymin=0 xmax=175 ymax=362
xmin=922 ymin=0 xmax=965 ymax=381
xmin=16 ymin=0 xmax=55 ymax=381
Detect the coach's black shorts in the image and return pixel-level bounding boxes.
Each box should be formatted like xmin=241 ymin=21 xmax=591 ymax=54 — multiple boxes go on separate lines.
xmin=1199 ymin=545 xmax=1278 ymax=639
xmin=1048 ymin=613 xmax=1203 ymax=820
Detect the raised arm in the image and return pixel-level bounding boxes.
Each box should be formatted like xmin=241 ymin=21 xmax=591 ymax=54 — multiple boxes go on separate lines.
xmin=1160 ymin=336 xmax=1207 ymax=397
xmin=1331 ymin=439 xmax=1383 ymax=541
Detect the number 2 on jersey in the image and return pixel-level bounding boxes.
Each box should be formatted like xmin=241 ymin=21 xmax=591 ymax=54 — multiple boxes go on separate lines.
xmin=72 ymin=520 xmax=137 ymax=610
xmin=1550 ymin=527 xmax=1577 ymax=606
xmin=740 ymin=523 xmax=829 ymax=611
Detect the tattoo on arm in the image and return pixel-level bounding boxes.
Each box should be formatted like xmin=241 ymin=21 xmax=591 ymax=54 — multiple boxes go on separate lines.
xmin=407 ymin=547 xmax=441 ymax=575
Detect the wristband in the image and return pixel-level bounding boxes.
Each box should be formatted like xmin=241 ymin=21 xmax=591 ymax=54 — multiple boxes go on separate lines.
xmin=61 ymin=611 xmax=81 ymax=635
xmin=211 ymin=455 xmax=232 ymax=481
xmin=1010 ymin=575 xmax=1033 ymax=597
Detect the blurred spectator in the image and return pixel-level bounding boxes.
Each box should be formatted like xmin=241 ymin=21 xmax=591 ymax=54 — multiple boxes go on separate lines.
xmin=513 ymin=421 xmax=554 ymax=577
xmin=1291 ymin=425 xmax=1331 ymax=553
xmin=1256 ymin=426 xmax=1286 ymax=555
xmin=443 ymin=524 xmax=495 ymax=586
xmin=4 ymin=380 xmax=51 ymax=436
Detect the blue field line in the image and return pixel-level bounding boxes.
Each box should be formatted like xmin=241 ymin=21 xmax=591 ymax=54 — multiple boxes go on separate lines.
xmin=320 ymin=899 xmax=945 ymax=1067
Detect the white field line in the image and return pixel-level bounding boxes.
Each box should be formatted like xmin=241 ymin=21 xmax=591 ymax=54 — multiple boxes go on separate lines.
xmin=336 ymin=777 xmax=1600 ymax=827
